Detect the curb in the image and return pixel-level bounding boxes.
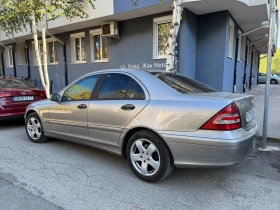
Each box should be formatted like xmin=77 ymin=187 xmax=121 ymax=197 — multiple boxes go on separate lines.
xmin=257 ymin=136 xmax=280 ymax=143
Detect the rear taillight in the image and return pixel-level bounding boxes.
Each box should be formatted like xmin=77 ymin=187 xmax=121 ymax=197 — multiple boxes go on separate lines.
xmin=0 ymin=92 xmax=10 ymax=98
xmin=200 ymin=103 xmax=241 ymax=131
xmin=39 ymin=91 xmax=47 ymax=99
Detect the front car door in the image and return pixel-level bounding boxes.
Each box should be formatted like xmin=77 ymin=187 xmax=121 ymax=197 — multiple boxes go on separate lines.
xmin=48 ymin=75 xmax=99 ymax=140
xmin=88 ymin=73 xmax=149 ymax=147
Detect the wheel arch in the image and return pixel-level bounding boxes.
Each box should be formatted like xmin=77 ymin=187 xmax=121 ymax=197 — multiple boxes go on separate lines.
xmin=121 ymin=127 xmax=173 ymax=160
xmin=25 ymin=109 xmax=37 ymax=121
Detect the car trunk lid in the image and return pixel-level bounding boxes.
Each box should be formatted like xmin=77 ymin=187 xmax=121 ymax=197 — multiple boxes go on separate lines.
xmin=193 ymin=92 xmax=255 ymax=130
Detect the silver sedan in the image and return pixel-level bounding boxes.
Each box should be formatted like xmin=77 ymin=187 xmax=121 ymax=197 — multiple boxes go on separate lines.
xmin=25 ymin=69 xmax=258 ymax=182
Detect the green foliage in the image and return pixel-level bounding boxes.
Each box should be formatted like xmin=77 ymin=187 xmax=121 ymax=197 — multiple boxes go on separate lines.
xmin=0 ymin=0 xmax=95 ymax=36
xmin=259 ymin=50 xmax=280 ymax=74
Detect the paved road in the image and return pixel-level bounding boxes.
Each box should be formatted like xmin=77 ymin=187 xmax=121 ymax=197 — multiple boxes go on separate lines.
xmin=245 ymin=84 xmax=280 ymax=139
xmin=0 ymin=120 xmax=280 ymax=210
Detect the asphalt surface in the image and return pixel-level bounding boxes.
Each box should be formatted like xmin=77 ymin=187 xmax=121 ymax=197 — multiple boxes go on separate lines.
xmin=0 ymin=120 xmax=280 ymax=210
xmin=245 ymin=84 xmax=280 ymax=139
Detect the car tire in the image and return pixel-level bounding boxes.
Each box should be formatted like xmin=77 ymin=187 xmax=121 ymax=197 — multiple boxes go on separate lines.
xmin=270 ymin=79 xmax=277 ymax=84
xmin=126 ymin=130 xmax=174 ymax=182
xmin=25 ymin=112 xmax=48 ymax=143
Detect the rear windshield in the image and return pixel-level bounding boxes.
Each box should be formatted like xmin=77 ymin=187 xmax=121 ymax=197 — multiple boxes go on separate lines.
xmin=0 ymin=78 xmax=34 ymax=89
xmin=151 ymin=72 xmax=217 ymax=93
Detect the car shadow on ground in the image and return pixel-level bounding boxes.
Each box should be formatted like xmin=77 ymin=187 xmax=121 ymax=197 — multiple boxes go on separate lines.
xmin=0 ymin=119 xmax=25 ymax=129
xmin=31 ymin=135 xmax=280 ymax=186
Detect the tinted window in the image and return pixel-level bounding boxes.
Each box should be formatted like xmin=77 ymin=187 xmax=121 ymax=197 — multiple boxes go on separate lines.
xmin=63 ymin=75 xmax=99 ymax=101
xmin=126 ymin=79 xmax=145 ymax=99
xmin=151 ymin=72 xmax=217 ymax=93
xmin=0 ymin=78 xmax=34 ymax=89
xmin=98 ymin=73 xmax=130 ymax=99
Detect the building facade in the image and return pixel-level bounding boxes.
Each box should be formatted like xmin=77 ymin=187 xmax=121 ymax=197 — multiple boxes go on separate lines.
xmin=0 ymin=0 xmax=270 ymax=94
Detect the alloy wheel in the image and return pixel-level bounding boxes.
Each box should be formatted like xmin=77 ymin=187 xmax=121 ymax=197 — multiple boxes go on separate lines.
xmin=130 ymin=139 xmax=160 ymax=176
xmin=27 ymin=117 xmax=42 ymax=140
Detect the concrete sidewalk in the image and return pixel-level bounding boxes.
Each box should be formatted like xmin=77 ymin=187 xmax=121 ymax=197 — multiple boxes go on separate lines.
xmin=244 ymin=84 xmax=280 ymax=140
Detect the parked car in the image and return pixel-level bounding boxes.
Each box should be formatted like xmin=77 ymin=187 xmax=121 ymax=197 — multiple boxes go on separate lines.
xmin=258 ymin=73 xmax=280 ymax=84
xmin=0 ymin=77 xmax=46 ymax=121
xmin=24 ymin=69 xmax=258 ymax=182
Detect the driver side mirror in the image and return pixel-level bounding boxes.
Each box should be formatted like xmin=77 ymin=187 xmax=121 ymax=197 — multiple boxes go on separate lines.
xmin=51 ymin=94 xmax=61 ymax=102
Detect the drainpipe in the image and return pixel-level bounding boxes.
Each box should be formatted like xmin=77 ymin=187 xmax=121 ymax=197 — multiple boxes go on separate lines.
xmin=233 ymin=36 xmax=239 ymax=93
xmin=44 ymin=16 xmax=68 ymax=86
xmin=257 ymin=52 xmax=260 ymax=85
xmin=0 ymin=51 xmax=5 ymax=77
xmin=242 ymin=42 xmax=248 ymax=93
xmin=249 ymin=46 xmax=254 ymax=90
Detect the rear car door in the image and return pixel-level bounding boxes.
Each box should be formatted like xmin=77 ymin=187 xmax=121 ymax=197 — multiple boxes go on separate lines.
xmin=48 ymin=75 xmax=99 ymax=140
xmin=88 ymin=73 xmax=149 ymax=147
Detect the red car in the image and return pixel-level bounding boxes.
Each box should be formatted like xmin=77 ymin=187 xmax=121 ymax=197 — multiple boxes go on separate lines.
xmin=0 ymin=77 xmax=47 ymax=120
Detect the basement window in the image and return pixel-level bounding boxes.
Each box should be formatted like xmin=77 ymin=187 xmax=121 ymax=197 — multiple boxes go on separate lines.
xmin=90 ymin=29 xmax=109 ymax=63
xmin=227 ymin=18 xmax=235 ymax=59
xmin=153 ymin=15 xmax=172 ymax=59
xmin=6 ymin=47 xmax=13 ymax=68
xmin=70 ymin=32 xmax=86 ymax=64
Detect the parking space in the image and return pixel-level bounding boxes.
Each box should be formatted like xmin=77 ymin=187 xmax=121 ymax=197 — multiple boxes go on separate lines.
xmin=0 ymin=120 xmax=279 ymax=210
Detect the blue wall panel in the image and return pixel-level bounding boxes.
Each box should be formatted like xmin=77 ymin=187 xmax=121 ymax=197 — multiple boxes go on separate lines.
xmin=196 ymin=11 xmax=228 ymax=91
xmin=178 ymin=9 xmax=197 ymax=79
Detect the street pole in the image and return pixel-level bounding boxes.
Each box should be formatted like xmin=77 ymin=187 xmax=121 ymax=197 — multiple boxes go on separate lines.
xmin=262 ymin=0 xmax=275 ymax=149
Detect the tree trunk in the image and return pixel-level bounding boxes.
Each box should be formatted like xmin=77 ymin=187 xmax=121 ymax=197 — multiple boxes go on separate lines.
xmin=31 ymin=12 xmax=47 ymax=95
xmin=166 ymin=0 xmax=182 ymax=72
xmin=40 ymin=11 xmax=50 ymax=98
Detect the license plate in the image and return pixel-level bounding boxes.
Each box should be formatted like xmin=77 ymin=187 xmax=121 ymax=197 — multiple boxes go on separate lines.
xmin=12 ymin=96 xmax=34 ymax=101
xmin=246 ymin=109 xmax=254 ymax=123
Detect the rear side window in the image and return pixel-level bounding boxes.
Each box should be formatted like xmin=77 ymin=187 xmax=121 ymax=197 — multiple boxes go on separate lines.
xmin=151 ymin=72 xmax=217 ymax=93
xmin=0 ymin=78 xmax=34 ymax=88
xmin=98 ymin=73 xmax=145 ymax=100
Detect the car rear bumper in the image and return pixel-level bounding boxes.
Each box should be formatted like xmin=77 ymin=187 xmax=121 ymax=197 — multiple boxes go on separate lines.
xmin=159 ymin=125 xmax=259 ymax=168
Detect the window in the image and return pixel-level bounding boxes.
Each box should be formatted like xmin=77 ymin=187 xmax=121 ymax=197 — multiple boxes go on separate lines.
xmin=6 ymin=47 xmax=13 ymax=68
xmin=228 ymin=18 xmax=235 ymax=58
xmin=242 ymin=36 xmax=247 ymax=60
xmin=62 ymin=75 xmax=99 ymax=101
xmin=70 ymin=32 xmax=86 ymax=64
xmin=17 ymin=43 xmax=27 ymax=65
xmin=48 ymin=41 xmax=58 ymax=64
xmin=0 ymin=78 xmax=34 ymax=88
xmin=153 ymin=15 xmax=172 ymax=59
xmin=126 ymin=79 xmax=145 ymax=99
xmin=151 ymin=72 xmax=217 ymax=93
xmin=32 ymin=39 xmax=57 ymax=65
xmin=237 ymin=30 xmax=242 ymax=61
xmin=90 ymin=29 xmax=109 ymax=62
xmin=98 ymin=73 xmax=145 ymax=100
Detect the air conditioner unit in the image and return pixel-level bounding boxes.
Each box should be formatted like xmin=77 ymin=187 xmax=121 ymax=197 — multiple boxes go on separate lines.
xmin=102 ymin=22 xmax=119 ymax=37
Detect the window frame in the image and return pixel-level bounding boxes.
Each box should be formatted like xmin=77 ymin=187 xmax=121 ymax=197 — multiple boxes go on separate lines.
xmin=61 ymin=74 xmax=100 ymax=102
xmin=153 ymin=15 xmax=172 ymax=60
xmin=227 ymin=18 xmax=235 ymax=59
xmin=70 ymin=32 xmax=87 ymax=64
xmin=237 ymin=30 xmax=242 ymax=62
xmin=6 ymin=47 xmax=13 ymax=68
xmin=89 ymin=28 xmax=109 ymax=63
xmin=94 ymin=73 xmax=146 ymax=101
xmin=32 ymin=38 xmax=58 ymax=66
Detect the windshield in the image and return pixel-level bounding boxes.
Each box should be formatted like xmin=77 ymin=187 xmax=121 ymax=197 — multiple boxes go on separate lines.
xmin=151 ymin=72 xmax=218 ymax=93
xmin=0 ymin=78 xmax=34 ymax=89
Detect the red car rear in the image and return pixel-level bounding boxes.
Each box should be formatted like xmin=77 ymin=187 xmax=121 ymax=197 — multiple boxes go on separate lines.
xmin=0 ymin=77 xmax=47 ymax=120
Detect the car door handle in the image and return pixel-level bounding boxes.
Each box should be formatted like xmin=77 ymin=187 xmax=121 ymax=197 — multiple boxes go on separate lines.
xmin=77 ymin=104 xmax=87 ymax=109
xmin=121 ymin=104 xmax=135 ymax=110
